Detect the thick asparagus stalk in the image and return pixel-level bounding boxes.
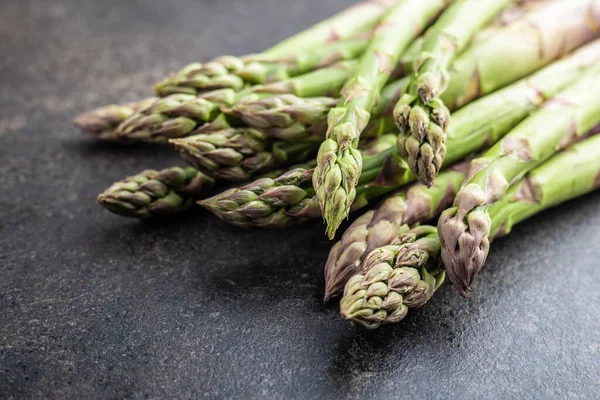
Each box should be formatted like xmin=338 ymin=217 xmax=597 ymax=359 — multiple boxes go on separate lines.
xmin=153 ymin=0 xmax=398 ymax=96
xmin=439 ymin=68 xmax=600 ymax=297
xmin=98 ymin=167 xmax=215 ymax=218
xmin=200 ymin=40 xmax=600 ymax=228
xmin=393 ymin=0 xmax=512 ymax=188
xmin=313 ymin=0 xmax=452 ymax=239
xmin=324 ymin=163 xmax=468 ymax=302
xmin=170 ymin=128 xmax=318 ymax=182
xmin=115 ymin=61 xmax=357 ymax=143
xmin=442 ymin=0 xmax=600 ymax=110
xmin=340 ymin=226 xmax=444 ymax=329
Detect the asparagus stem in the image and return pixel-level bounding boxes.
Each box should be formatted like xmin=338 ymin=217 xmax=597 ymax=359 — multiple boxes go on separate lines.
xmin=393 ymin=0 xmax=512 ymax=187
xmin=98 ymin=167 xmax=215 ymax=218
xmin=439 ymin=68 xmax=600 ymax=297
xmin=314 ymin=0 xmax=452 ymax=239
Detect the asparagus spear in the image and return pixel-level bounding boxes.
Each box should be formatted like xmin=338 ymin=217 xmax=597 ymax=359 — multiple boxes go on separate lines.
xmin=313 ymin=0 xmax=452 ymax=239
xmin=170 ymin=128 xmax=318 ymax=182
xmin=340 ymin=226 xmax=444 ymax=329
xmin=98 ymin=167 xmax=215 ymax=218
xmin=73 ymin=98 xmax=157 ymax=141
xmin=439 ymin=68 xmax=600 ymax=297
xmin=324 ymin=163 xmax=468 ymax=302
xmin=154 ymin=38 xmax=368 ymax=97
xmin=200 ymin=40 xmax=600 ymax=228
xmin=393 ymin=0 xmax=512 ymax=188
xmin=115 ymin=61 xmax=357 ymax=143
xmin=342 ymin=135 xmax=600 ymax=328
xmin=153 ymin=0 xmax=398 ymax=96
xmin=199 ymin=135 xmax=398 ymax=228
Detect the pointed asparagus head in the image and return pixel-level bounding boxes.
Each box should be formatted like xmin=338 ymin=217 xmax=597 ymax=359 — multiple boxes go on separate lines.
xmin=438 ymin=206 xmax=491 ymax=298
xmin=98 ymin=167 xmax=214 ymax=218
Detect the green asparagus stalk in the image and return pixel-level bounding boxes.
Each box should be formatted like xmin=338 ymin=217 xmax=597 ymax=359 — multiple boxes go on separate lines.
xmin=265 ymin=0 xmax=398 ymax=57
xmin=98 ymin=167 xmax=215 ymax=218
xmin=115 ymin=61 xmax=357 ymax=143
xmin=200 ymin=39 xmax=600 ymax=229
xmin=314 ymin=0 xmax=452 ymax=239
xmin=154 ymin=38 xmax=368 ymax=97
xmin=153 ymin=0 xmax=399 ymax=96
xmin=199 ymin=135 xmax=399 ymax=228
xmin=340 ymin=225 xmax=444 ymax=329
xmin=241 ymin=0 xmax=600 ymax=144
xmin=73 ymin=98 xmax=157 ymax=141
xmin=438 ymin=68 xmax=600 ymax=297
xmin=393 ymin=0 xmax=512 ymax=188
xmin=170 ymin=128 xmax=318 ymax=182
xmin=442 ymin=0 xmax=600 ymax=110
xmin=324 ymin=162 xmax=468 ymax=302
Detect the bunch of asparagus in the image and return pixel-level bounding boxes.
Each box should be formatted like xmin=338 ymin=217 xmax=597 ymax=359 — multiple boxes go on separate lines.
xmin=77 ymin=0 xmax=600 ymax=329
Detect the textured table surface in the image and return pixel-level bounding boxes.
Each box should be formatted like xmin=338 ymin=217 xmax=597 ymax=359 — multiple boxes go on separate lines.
xmin=1 ymin=0 xmax=600 ymax=398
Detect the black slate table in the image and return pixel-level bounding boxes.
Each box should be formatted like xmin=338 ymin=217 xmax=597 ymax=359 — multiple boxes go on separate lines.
xmin=2 ymin=1 xmax=600 ymax=398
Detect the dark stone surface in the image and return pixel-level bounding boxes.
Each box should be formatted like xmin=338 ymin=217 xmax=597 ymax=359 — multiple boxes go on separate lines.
xmin=1 ymin=0 xmax=599 ymax=398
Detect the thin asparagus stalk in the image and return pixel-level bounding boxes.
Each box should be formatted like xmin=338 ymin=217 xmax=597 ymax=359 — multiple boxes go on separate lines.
xmin=324 ymin=162 xmax=468 ymax=302
xmin=73 ymin=98 xmax=157 ymax=141
xmin=313 ymin=0 xmax=452 ymax=239
xmin=98 ymin=167 xmax=215 ymax=218
xmin=340 ymin=226 xmax=444 ymax=329
xmin=115 ymin=61 xmax=357 ymax=143
xmin=170 ymin=128 xmax=318 ymax=182
xmin=341 ymin=135 xmax=600 ymax=328
xmin=438 ymin=68 xmax=600 ymax=297
xmin=393 ymin=0 xmax=512 ymax=188
xmin=199 ymin=135 xmax=398 ymax=228
xmin=200 ymin=40 xmax=600 ymax=228
xmin=153 ymin=0 xmax=398 ymax=96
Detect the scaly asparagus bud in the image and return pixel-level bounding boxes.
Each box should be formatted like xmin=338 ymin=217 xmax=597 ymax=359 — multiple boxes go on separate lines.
xmin=394 ymin=0 xmax=512 ymax=187
xmin=98 ymin=167 xmax=215 ymax=218
xmin=170 ymin=128 xmax=317 ymax=182
xmin=73 ymin=98 xmax=158 ymax=141
xmin=340 ymin=227 xmax=444 ymax=329
xmin=227 ymin=95 xmax=338 ymax=141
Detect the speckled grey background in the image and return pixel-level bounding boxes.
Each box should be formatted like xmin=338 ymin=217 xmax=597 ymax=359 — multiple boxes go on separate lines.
xmin=1 ymin=0 xmax=600 ymax=398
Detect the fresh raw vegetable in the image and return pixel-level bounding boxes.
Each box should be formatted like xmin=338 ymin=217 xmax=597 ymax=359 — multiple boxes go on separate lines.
xmin=313 ymin=0 xmax=452 ymax=239
xmin=341 ymin=135 xmax=600 ymax=328
xmin=439 ymin=67 xmax=600 ymax=297
xmin=98 ymin=167 xmax=215 ymax=218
